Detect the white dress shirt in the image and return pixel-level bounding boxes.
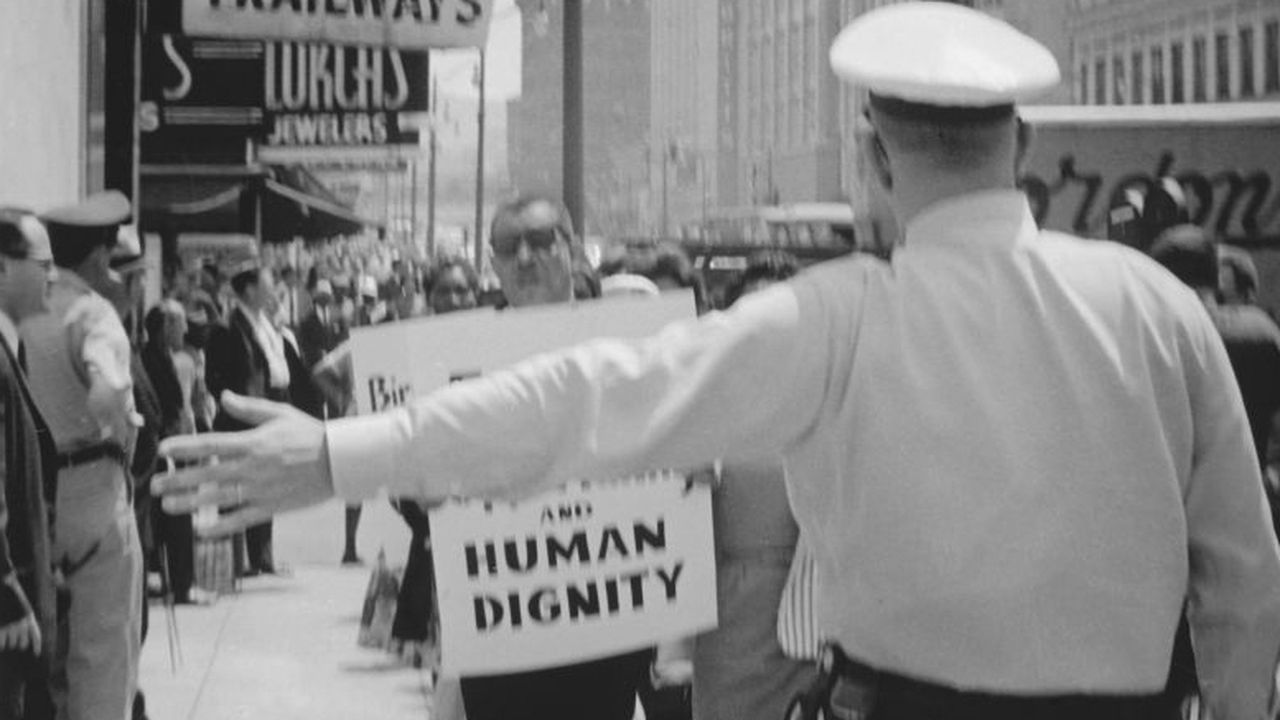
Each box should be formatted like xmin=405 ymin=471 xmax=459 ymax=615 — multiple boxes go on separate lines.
xmin=327 ymin=190 xmax=1280 ymax=718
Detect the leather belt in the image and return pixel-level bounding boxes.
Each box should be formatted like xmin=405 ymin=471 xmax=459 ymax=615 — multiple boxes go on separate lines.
xmin=56 ymin=443 xmax=126 ymax=470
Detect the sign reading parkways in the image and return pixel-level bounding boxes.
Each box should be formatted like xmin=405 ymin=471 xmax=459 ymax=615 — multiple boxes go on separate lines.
xmin=182 ymin=0 xmax=494 ymax=49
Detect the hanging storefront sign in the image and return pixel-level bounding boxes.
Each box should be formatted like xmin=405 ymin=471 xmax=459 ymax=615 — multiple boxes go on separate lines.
xmin=141 ymin=33 xmax=429 ymax=163
xmin=258 ymin=40 xmax=429 ymax=160
xmin=181 ymin=0 xmax=494 ymax=50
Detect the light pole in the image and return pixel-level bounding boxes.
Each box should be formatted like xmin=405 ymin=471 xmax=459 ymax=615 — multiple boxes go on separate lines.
xmin=563 ymin=0 xmax=585 ymax=236
xmin=473 ymin=50 xmax=487 ymax=269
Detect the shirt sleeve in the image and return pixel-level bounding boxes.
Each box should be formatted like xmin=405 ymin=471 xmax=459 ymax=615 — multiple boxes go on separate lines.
xmin=326 ymin=281 xmax=831 ymax=502
xmin=1181 ymin=304 xmax=1280 ymax=720
xmin=68 ymin=295 xmax=139 ymax=442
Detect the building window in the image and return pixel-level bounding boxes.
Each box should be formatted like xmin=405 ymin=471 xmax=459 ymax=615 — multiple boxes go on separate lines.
xmin=1216 ymin=32 xmax=1231 ymax=99
xmin=1152 ymin=46 xmax=1165 ymax=103
xmin=1171 ymin=41 xmax=1185 ymax=103
xmin=1132 ymin=50 xmax=1145 ymax=103
xmin=1240 ymin=26 xmax=1255 ymax=97
xmin=1095 ymin=58 xmax=1107 ymax=104
xmin=1193 ymin=36 xmax=1207 ymax=101
xmin=1113 ymin=55 xmax=1127 ymax=104
xmin=1266 ymin=21 xmax=1279 ymax=93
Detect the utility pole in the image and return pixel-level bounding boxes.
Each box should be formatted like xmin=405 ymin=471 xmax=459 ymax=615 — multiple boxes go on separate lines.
xmin=473 ymin=50 xmax=487 ymax=270
xmin=427 ymin=75 xmax=438 ymax=257
xmin=563 ymin=0 xmax=585 ymax=236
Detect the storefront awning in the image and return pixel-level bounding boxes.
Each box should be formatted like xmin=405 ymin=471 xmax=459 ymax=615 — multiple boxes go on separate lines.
xmin=140 ymin=163 xmax=381 ymax=242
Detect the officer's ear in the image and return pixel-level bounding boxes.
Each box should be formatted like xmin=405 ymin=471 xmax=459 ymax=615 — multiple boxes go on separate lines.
xmin=1014 ymin=116 xmax=1034 ymax=176
xmin=858 ymin=113 xmax=893 ymax=192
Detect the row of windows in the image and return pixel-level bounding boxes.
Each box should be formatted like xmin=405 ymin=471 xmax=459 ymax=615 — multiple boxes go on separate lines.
xmin=1079 ymin=19 xmax=1280 ymax=104
xmin=741 ymin=0 xmax=821 ymax=156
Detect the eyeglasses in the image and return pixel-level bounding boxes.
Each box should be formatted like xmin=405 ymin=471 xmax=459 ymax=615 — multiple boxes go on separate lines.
xmin=491 ymin=227 xmax=561 ymax=258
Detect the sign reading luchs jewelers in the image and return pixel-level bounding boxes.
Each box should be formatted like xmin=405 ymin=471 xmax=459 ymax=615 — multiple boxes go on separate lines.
xmin=262 ymin=41 xmax=429 ymax=149
xmin=181 ymin=0 xmax=494 ymax=50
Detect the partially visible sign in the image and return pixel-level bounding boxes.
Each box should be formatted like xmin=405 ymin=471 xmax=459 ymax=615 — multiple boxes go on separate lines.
xmin=432 ymin=474 xmax=716 ymax=675
xmin=347 ymin=292 xmax=712 ymax=674
xmin=141 ymin=33 xmax=429 ymax=162
xmin=140 ymin=35 xmax=264 ymax=140
xmin=181 ymin=0 xmax=494 ymax=50
xmin=348 ymin=291 xmax=696 ymax=414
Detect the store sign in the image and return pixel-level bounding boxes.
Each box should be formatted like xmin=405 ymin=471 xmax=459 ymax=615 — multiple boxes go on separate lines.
xmin=141 ymin=34 xmax=429 ymax=161
xmin=181 ymin=0 xmax=494 ymax=49
xmin=261 ymin=41 xmax=429 ymax=151
xmin=432 ymin=475 xmax=716 ymax=675
xmin=141 ymin=36 xmax=265 ymax=133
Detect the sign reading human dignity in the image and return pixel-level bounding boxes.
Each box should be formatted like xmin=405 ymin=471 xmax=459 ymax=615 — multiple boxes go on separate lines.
xmin=431 ymin=473 xmax=715 ymax=674
xmin=346 ymin=292 xmax=718 ymax=674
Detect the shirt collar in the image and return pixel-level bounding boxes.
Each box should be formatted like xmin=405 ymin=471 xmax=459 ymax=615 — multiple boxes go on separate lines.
xmin=901 ymin=189 xmax=1037 ymax=251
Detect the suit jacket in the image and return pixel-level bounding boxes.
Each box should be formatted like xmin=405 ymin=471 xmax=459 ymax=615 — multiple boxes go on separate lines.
xmin=205 ymin=307 xmax=275 ymax=432
xmin=296 ymin=309 xmax=346 ymax=371
xmin=0 ymin=337 xmax=57 ymax=659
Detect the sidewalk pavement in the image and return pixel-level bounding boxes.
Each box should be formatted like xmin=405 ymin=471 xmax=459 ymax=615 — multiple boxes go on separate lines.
xmin=138 ymin=563 xmax=434 ymax=720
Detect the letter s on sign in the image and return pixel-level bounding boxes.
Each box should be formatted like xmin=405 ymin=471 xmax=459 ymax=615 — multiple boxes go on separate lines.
xmin=161 ymin=34 xmax=193 ymax=102
xmin=138 ymin=102 xmax=160 ymax=133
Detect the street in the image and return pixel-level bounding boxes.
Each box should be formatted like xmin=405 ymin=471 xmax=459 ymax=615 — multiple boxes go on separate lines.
xmin=139 ymin=499 xmax=433 ymax=720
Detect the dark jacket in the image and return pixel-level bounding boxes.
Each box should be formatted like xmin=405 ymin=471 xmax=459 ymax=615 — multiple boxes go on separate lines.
xmin=0 ymin=336 xmax=57 ymax=659
xmin=206 ymin=307 xmax=273 ymax=432
xmin=296 ymin=309 xmax=346 ymax=371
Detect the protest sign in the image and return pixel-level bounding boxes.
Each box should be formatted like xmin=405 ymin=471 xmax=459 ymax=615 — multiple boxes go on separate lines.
xmin=347 ymin=291 xmax=696 ymax=414
xmin=431 ymin=473 xmax=716 ymax=675
xmin=346 ymin=291 xmax=716 ymax=674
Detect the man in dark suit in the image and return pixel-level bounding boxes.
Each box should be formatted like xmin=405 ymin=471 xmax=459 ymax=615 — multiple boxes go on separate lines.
xmin=0 ymin=209 xmax=59 ymax=720
xmin=204 ymin=264 xmax=290 ymax=576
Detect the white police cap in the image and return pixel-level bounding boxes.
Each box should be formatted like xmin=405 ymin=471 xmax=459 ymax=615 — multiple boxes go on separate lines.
xmin=829 ymin=1 xmax=1060 ymax=108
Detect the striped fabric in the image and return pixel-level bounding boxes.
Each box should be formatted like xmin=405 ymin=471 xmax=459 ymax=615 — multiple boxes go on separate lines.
xmin=776 ymin=536 xmax=821 ymax=660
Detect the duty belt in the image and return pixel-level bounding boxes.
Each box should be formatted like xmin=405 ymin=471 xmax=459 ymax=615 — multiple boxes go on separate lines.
xmin=56 ymin=442 xmax=126 ymax=470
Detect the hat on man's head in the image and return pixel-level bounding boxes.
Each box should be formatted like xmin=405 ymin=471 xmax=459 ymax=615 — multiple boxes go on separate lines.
xmin=830 ymin=2 xmax=1059 ymax=116
xmin=314 ymin=278 xmax=334 ymax=297
xmin=358 ymin=274 xmax=379 ymax=300
xmin=109 ymin=223 xmax=146 ymax=275
xmin=41 ymin=191 xmax=131 ymax=233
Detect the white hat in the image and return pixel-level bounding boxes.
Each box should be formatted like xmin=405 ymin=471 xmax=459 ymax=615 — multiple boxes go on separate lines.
xmin=600 ymin=273 xmax=661 ymax=299
xmin=359 ymin=275 xmax=379 ymax=299
xmin=829 ymin=1 xmax=1059 ymax=108
xmin=314 ymin=278 xmax=334 ymax=296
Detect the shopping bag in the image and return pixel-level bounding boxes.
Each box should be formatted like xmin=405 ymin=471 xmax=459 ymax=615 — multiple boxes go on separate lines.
xmin=358 ymin=548 xmax=402 ymax=649
xmin=192 ymin=507 xmax=233 ymax=598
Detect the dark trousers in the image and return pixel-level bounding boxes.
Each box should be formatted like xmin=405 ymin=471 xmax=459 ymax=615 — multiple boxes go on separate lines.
xmin=0 ymin=652 xmax=54 ymax=720
xmin=460 ymin=650 xmax=650 ymax=720
xmin=155 ymin=509 xmax=194 ymax=600
xmin=245 ymin=521 xmax=273 ymax=574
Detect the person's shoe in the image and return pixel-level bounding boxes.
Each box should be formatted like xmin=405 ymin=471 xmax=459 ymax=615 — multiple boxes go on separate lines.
xmin=341 ymin=552 xmax=364 ymax=566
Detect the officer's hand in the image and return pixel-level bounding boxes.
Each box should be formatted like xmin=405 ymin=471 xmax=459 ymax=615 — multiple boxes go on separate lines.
xmin=154 ymin=392 xmax=334 ymax=537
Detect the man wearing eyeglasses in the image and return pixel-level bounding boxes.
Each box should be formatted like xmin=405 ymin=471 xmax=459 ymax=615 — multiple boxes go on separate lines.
xmin=452 ymin=196 xmax=650 ymax=720
xmin=0 ymin=209 xmax=58 ymax=720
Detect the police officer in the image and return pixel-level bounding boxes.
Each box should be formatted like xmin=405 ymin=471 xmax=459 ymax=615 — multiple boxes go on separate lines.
xmin=157 ymin=4 xmax=1280 ymax=719
xmin=23 ymin=191 xmax=142 ymax=720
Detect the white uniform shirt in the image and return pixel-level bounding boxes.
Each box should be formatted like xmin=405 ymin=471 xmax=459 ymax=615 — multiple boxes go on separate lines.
xmin=328 ymin=191 xmax=1280 ymax=719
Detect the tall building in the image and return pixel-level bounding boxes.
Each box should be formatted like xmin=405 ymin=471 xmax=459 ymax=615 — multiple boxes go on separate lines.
xmin=736 ymin=0 xmax=846 ymax=209
xmin=649 ymin=1 xmax=725 ymax=237
xmin=507 ymin=0 xmax=650 ymax=239
xmin=1071 ymin=0 xmax=1280 ymax=106
xmin=650 ymin=0 xmax=847 ymax=238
